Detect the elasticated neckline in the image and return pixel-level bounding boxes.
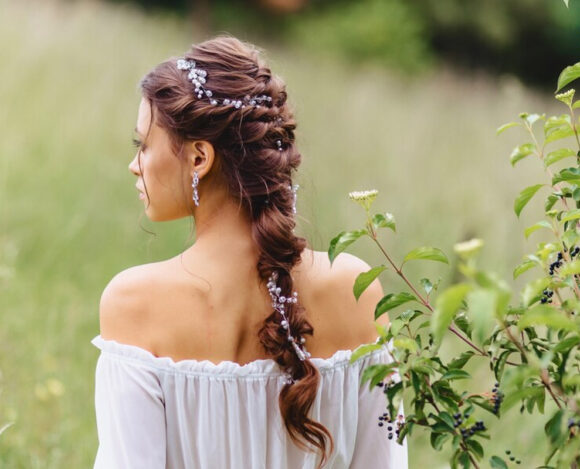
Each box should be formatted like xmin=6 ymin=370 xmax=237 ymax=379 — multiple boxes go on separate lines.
xmin=91 ymin=335 xmax=389 ymax=378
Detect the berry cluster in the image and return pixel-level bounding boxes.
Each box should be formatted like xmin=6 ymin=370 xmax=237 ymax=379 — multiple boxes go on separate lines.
xmin=377 ymin=410 xmax=406 ymax=440
xmin=548 ymin=251 xmax=563 ymax=276
xmin=460 ymin=420 xmax=486 ymax=439
xmin=571 ymin=246 xmax=580 ymax=258
xmin=453 ymin=411 xmax=486 ymax=439
xmin=376 ymin=378 xmax=395 ymax=395
xmin=491 ymin=382 xmax=503 ymax=415
xmin=540 ymin=288 xmax=553 ymax=304
xmin=505 ymin=449 xmax=521 ymax=464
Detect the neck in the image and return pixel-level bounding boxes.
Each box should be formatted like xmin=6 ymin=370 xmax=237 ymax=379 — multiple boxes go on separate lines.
xmin=189 ymin=188 xmax=257 ymax=259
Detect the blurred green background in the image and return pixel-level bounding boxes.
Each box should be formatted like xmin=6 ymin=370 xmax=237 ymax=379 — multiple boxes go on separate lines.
xmin=0 ymin=0 xmax=578 ymax=466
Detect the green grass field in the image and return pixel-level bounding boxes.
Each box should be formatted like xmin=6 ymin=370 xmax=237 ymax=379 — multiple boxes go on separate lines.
xmin=0 ymin=1 xmax=566 ymax=467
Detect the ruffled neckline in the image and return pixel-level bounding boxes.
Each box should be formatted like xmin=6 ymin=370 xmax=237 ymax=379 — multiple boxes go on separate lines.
xmin=91 ymin=335 xmax=389 ymax=378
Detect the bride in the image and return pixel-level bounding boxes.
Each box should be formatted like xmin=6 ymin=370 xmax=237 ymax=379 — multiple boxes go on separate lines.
xmin=92 ymin=35 xmax=407 ymax=469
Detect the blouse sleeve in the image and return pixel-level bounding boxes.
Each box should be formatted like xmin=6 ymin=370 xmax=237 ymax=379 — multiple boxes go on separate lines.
xmin=93 ymin=352 xmax=167 ymax=469
xmin=349 ymin=349 xmax=409 ymax=468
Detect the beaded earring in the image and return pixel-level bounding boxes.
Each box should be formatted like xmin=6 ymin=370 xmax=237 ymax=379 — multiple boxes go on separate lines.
xmin=192 ymin=171 xmax=200 ymax=206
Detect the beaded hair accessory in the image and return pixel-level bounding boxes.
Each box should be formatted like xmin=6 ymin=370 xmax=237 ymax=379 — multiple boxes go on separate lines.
xmin=176 ymin=58 xmax=272 ymax=109
xmin=267 ymin=271 xmax=310 ymax=368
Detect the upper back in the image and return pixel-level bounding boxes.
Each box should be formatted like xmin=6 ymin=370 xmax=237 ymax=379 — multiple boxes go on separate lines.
xmin=99 ymin=248 xmax=388 ymax=364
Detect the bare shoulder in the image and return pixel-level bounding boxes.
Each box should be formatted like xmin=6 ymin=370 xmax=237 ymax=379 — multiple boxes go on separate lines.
xmin=99 ymin=260 xmax=188 ymax=347
xmin=297 ymin=249 xmax=389 ymax=349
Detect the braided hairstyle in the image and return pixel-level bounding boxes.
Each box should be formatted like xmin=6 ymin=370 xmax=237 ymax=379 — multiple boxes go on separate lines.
xmin=139 ymin=36 xmax=334 ymax=467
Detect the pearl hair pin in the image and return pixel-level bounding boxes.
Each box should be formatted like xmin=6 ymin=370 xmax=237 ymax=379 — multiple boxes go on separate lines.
xmin=176 ymin=58 xmax=273 ymax=108
xmin=267 ymin=271 xmax=310 ymax=369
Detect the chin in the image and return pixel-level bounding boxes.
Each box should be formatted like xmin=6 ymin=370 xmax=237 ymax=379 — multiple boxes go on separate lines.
xmin=145 ymin=207 xmax=188 ymax=222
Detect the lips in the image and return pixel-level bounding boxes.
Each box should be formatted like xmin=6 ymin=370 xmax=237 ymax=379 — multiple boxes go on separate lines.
xmin=135 ymin=184 xmax=146 ymax=199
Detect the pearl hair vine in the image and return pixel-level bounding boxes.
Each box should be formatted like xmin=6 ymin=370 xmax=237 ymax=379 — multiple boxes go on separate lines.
xmin=267 ymin=271 xmax=310 ymax=383
xmin=176 ymin=58 xmax=273 ymax=109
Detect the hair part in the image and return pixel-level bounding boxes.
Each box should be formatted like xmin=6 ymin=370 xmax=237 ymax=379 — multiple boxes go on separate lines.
xmin=139 ymin=35 xmax=333 ymax=467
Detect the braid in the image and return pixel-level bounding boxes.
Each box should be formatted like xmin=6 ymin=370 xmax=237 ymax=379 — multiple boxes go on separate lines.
xmin=140 ymin=35 xmax=334 ymax=468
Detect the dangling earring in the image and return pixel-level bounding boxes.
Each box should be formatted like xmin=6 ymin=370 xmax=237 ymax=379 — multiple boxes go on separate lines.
xmin=192 ymin=171 xmax=200 ymax=206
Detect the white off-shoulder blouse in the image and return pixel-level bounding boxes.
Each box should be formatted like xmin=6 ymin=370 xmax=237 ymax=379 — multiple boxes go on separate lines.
xmin=92 ymin=335 xmax=408 ymax=469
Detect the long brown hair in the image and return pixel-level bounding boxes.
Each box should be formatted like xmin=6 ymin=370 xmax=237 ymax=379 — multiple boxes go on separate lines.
xmin=139 ymin=36 xmax=333 ymax=467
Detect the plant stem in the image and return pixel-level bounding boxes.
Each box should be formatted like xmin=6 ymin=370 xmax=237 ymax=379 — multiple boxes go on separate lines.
xmin=541 ymin=369 xmax=563 ymax=409
xmin=371 ymin=235 xmax=494 ymax=358
xmin=568 ymin=103 xmax=580 ymax=151
xmin=368 ymin=235 xmax=527 ymax=366
xmin=466 ymin=449 xmax=480 ymax=469
xmin=370 ymin=236 xmax=433 ymax=310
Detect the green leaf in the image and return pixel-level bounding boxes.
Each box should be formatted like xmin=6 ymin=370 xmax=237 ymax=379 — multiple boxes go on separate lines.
xmin=360 ymin=363 xmax=397 ymax=389
xmin=393 ymin=336 xmax=418 ymax=353
xmin=374 ymin=292 xmax=418 ymax=319
xmin=518 ymin=304 xmax=577 ymax=331
xmin=403 ymin=246 xmax=449 ymax=265
xmin=496 ymin=122 xmax=521 ymax=135
xmin=328 ymin=230 xmax=367 ymax=264
xmin=431 ymin=283 xmax=472 ymax=345
xmin=552 ymin=167 xmax=580 ymax=185
xmin=420 ymin=278 xmax=433 ymax=295
xmin=561 ymin=208 xmax=580 ymax=222
xmin=556 ymin=63 xmax=580 ymax=92
xmin=563 ymin=0 xmax=570 ymax=7
xmin=430 ymin=432 xmax=450 ymax=451
xmin=490 ymin=456 xmax=508 ymax=469
xmin=524 ymin=113 xmax=545 ymax=126
xmin=349 ymin=343 xmax=384 ymax=363
xmin=353 ymin=265 xmax=386 ymax=301
xmin=372 ymin=213 xmax=396 ymax=232
xmin=545 ymin=193 xmax=559 ymax=211
xmin=440 ymin=369 xmax=471 ymax=381
xmin=545 ymin=114 xmax=571 ymax=137
xmin=545 ymin=125 xmax=575 ymax=144
xmin=553 ymin=335 xmax=580 ymax=353
xmin=544 ymin=148 xmax=576 ymax=167
xmin=467 ymin=439 xmax=484 ymax=459
xmin=514 ymin=184 xmax=544 ymax=217
xmin=448 ymin=351 xmax=475 ymax=369
xmin=467 ymin=288 xmax=497 ymax=346
xmin=513 ymin=259 xmax=538 ymax=279
xmin=510 ymin=143 xmax=535 ymax=166
xmin=524 ymin=220 xmax=552 ymax=239
xmin=522 ymin=277 xmax=552 ymax=307
xmin=559 ymin=259 xmax=580 ymax=276
xmin=545 ymin=409 xmax=566 ymax=446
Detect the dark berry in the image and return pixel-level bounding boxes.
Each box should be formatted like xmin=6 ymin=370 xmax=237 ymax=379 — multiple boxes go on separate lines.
xmin=388 ymin=434 xmax=393 ymax=440
xmin=378 ymin=422 xmax=384 ymax=427
xmin=506 ymin=450 xmax=511 ymax=455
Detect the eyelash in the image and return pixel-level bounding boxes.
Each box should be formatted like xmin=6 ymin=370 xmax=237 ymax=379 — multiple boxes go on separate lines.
xmin=132 ymin=137 xmax=144 ymax=150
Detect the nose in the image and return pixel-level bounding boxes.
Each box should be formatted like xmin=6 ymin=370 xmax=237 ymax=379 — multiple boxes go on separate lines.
xmin=128 ymin=152 xmax=140 ymax=176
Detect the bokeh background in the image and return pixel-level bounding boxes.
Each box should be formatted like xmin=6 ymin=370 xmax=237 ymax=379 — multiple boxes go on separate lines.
xmin=1 ymin=0 xmax=579 ymax=466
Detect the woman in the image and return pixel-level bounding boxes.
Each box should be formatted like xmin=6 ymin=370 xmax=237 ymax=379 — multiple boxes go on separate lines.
xmin=92 ymin=35 xmax=407 ymax=469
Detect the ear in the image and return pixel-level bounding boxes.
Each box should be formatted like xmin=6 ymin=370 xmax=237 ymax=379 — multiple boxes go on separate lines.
xmin=187 ymin=140 xmax=215 ymax=179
